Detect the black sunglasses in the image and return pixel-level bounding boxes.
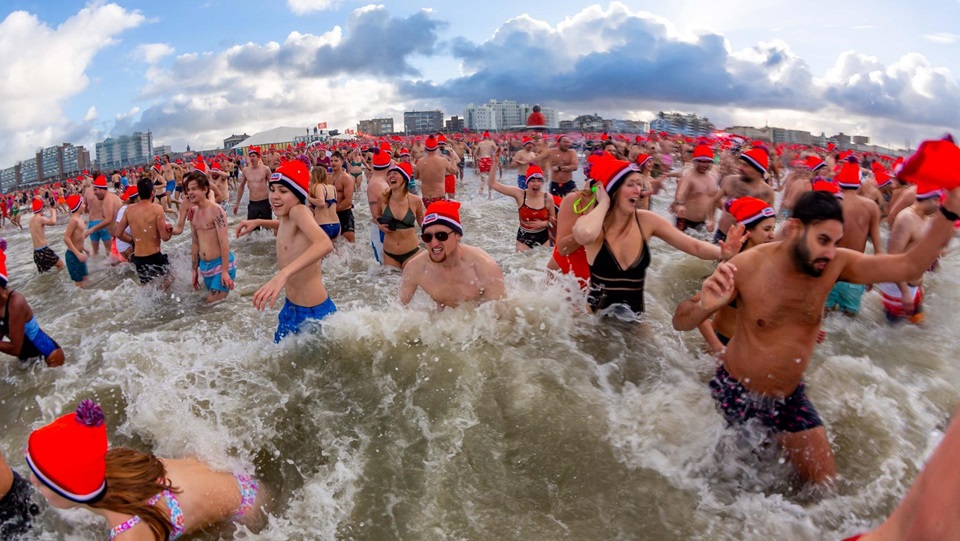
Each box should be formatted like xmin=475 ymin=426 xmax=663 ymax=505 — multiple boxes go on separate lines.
xmin=421 ymin=231 xmax=451 ymax=243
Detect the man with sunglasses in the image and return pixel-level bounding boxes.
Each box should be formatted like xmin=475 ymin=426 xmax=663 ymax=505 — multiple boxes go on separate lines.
xmin=399 ymin=200 xmax=505 ymax=307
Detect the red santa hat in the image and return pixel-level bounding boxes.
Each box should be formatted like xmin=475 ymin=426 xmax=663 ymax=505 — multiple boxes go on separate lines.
xmin=437 ymin=134 xmax=448 ymax=145
xmin=916 ymin=186 xmax=944 ymax=201
xmin=67 ymin=195 xmax=84 ymax=213
xmin=726 ymin=197 xmax=774 ymax=228
xmin=26 ymin=399 xmax=108 ymax=504
xmin=801 ymin=155 xmax=826 ymax=172
xmin=525 ymin=164 xmax=545 ymax=181
xmin=740 ymin=148 xmax=769 ymax=176
xmin=248 ymin=146 xmax=262 ymax=156
xmin=424 ymin=136 xmax=438 ymax=151
xmin=121 ymin=185 xmax=139 ymax=202
xmin=897 ymin=134 xmax=960 ymax=192
xmin=371 ymin=148 xmax=392 ymax=170
xmin=269 ymin=159 xmax=310 ymax=203
xmin=194 ymin=159 xmax=207 ymax=173
xmin=634 ymin=153 xmax=652 ymax=169
xmin=399 ymin=148 xmax=411 ymax=157
xmin=389 ymin=162 xmax=413 ymax=185
xmin=590 ymin=155 xmax=640 ymax=194
xmin=93 ymin=175 xmax=109 ymax=189
xmin=522 ymin=136 xmax=533 ymax=146
xmin=210 ymin=161 xmax=222 ymax=172
xmin=482 ymin=131 xmax=490 ymax=139
xmin=692 ymin=145 xmax=714 ymax=162
xmin=835 ymin=161 xmax=861 ymax=189
xmin=812 ymin=179 xmax=843 ymax=199
xmin=32 ymin=198 xmax=44 ymax=213
xmin=422 ymin=200 xmax=463 ymax=235
xmin=871 ymin=161 xmax=893 ymax=188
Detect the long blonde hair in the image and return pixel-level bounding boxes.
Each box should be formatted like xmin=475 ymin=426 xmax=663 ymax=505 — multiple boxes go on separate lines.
xmin=90 ymin=448 xmax=180 ymax=541
xmin=310 ymin=166 xmax=331 ymax=198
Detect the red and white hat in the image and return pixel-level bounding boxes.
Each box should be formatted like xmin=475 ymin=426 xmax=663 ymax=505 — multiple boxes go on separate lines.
xmin=726 ymin=196 xmax=774 ymax=228
xmin=424 ymin=136 xmax=438 ymax=151
xmin=812 ymin=179 xmax=843 ymax=199
xmin=916 ymin=186 xmax=944 ymax=201
xmin=371 ymin=149 xmax=392 ymax=170
xmin=93 ymin=175 xmax=109 ymax=189
xmin=194 ymin=159 xmax=207 ymax=173
xmin=32 ymin=198 xmax=44 ymax=213
xmin=389 ymin=162 xmax=413 ymax=185
xmin=482 ymin=131 xmax=490 ymax=139
xmin=67 ymin=195 xmax=84 ymax=213
xmin=872 ymin=161 xmax=893 ymax=188
xmin=526 ymin=164 xmax=545 ymax=181
xmin=26 ymin=399 xmax=108 ymax=504
xmin=591 ymin=155 xmax=640 ymax=194
xmin=800 ymin=155 xmax=826 ymax=172
xmin=399 ymin=148 xmax=411 ymax=157
xmin=270 ymin=159 xmax=310 ymax=203
xmin=211 ymin=161 xmax=222 ymax=172
xmin=692 ymin=145 xmax=714 ymax=162
xmin=121 ymin=186 xmax=139 ymax=202
xmin=422 ymin=200 xmax=463 ymax=235
xmin=835 ymin=161 xmax=861 ymax=189
xmin=437 ymin=134 xmax=448 ymax=145
xmin=634 ymin=153 xmax=652 ymax=169
xmin=740 ymin=148 xmax=769 ymax=176
xmin=522 ymin=136 xmax=533 ymax=147
xmin=248 ymin=146 xmax=262 ymax=157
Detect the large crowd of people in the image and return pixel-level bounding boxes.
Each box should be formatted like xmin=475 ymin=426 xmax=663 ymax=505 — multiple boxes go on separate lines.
xmin=1 ymin=129 xmax=959 ymax=539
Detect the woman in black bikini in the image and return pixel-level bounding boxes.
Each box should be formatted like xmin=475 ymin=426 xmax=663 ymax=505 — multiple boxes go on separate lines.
xmin=572 ymin=154 xmax=745 ymax=317
xmin=374 ymin=162 xmax=425 ymax=269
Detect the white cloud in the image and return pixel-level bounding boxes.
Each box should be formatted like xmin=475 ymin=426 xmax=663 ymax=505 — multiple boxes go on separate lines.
xmin=84 ymin=106 xmax=98 ymax=122
xmin=0 ymin=4 xmax=144 ymax=166
xmin=135 ymin=43 xmax=175 ymax=64
xmin=287 ymin=0 xmax=338 ymax=15
xmin=923 ymin=32 xmax=960 ymax=44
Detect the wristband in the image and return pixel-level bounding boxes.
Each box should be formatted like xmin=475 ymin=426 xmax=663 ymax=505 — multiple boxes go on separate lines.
xmin=940 ymin=205 xmax=960 ymax=222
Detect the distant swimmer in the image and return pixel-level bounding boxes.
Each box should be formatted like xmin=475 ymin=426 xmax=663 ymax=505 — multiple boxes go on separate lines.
xmin=415 ymin=136 xmax=455 ymax=208
xmin=474 ymin=131 xmax=499 ymax=197
xmin=712 ymin=147 xmax=775 ymax=243
xmin=83 ymin=175 xmax=122 ymax=263
xmin=399 ymin=200 xmax=505 ymax=307
xmin=0 ymin=246 xmax=65 ymax=366
xmin=537 ymin=135 xmax=579 ymax=197
xmin=672 ymin=145 xmax=720 ymax=233
xmin=234 ymin=146 xmax=273 ymax=221
xmin=511 ymin=137 xmax=537 ymax=189
xmin=26 ymin=399 xmax=270 ymax=540
xmin=28 ymin=198 xmax=64 ymax=274
xmin=236 ymin=160 xmax=335 ymax=342
xmin=115 ymin=177 xmax=174 ymax=288
xmin=673 ymin=189 xmax=960 ymax=485
xmin=329 ymin=151 xmax=356 ymax=243
xmin=185 ymin=172 xmax=236 ymax=303
xmin=62 ymin=195 xmax=89 ymax=288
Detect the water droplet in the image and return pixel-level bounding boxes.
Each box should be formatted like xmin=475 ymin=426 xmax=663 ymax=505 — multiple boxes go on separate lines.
xmin=447 ymin=368 xmax=453 ymax=373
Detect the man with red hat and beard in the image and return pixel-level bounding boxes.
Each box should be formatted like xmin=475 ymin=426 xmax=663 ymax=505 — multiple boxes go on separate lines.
xmin=673 ymin=145 xmax=720 ymax=233
xmin=674 ymin=187 xmax=960 ymax=485
xmin=825 ymin=161 xmax=883 ymax=316
xmin=711 ymin=147 xmax=775 ymax=244
xmin=116 ymin=177 xmax=174 ymax=288
xmin=399 ymin=200 xmax=505 ymax=307
xmin=84 ymin=175 xmax=123 ymax=260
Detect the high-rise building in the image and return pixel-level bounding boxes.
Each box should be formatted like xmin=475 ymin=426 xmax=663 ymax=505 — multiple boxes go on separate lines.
xmin=650 ymin=112 xmax=715 ymax=137
xmin=445 ymin=116 xmax=465 ymax=132
xmin=404 ymin=110 xmax=443 ymax=134
xmin=1 ymin=166 xmax=18 ymax=193
xmin=96 ymin=131 xmax=153 ymax=170
xmin=356 ymin=118 xmax=395 ymax=136
xmin=464 ymin=100 xmax=559 ymax=131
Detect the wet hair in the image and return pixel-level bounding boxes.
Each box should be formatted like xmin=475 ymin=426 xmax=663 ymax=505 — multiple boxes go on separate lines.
xmin=137 ymin=176 xmax=154 ymax=200
xmin=89 ymin=448 xmax=179 ymax=541
xmin=792 ymin=191 xmax=844 ymax=226
xmin=330 ymin=151 xmax=343 ymax=161
xmin=183 ymin=171 xmax=209 ymax=193
xmin=310 ymin=166 xmax=330 ymax=195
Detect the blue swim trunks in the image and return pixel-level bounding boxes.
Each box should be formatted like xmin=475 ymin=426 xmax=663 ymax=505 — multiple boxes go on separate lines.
xmin=88 ymin=220 xmax=113 ymax=243
xmin=198 ymin=252 xmax=236 ymax=293
xmin=275 ymin=296 xmax=336 ymax=343
xmin=64 ymin=250 xmax=88 ymax=283
xmin=19 ymin=318 xmax=60 ymax=361
xmin=166 ymin=180 xmax=177 ymax=193
xmin=825 ymin=281 xmax=866 ymax=315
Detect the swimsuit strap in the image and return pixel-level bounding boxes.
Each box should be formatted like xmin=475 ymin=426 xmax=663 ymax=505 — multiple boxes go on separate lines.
xmin=109 ymin=516 xmax=143 ymax=540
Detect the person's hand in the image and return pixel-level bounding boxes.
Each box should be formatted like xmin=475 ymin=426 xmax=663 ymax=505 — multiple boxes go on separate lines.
xmin=220 ymin=271 xmax=235 ymax=291
xmin=594 ymin=182 xmax=609 ymax=206
xmin=192 ymin=269 xmax=201 ymax=291
xmin=253 ymin=274 xmax=287 ymax=310
xmin=902 ymin=298 xmax=915 ymax=315
xmin=236 ymin=221 xmax=255 ymax=237
xmin=719 ymin=223 xmax=748 ymax=260
xmin=674 ymin=203 xmax=686 ymax=218
xmin=233 ymin=204 xmax=239 ymax=216
xmin=706 ymin=218 xmax=715 ymax=233
xmin=187 ymin=207 xmax=196 ymax=221
xmin=699 ymin=262 xmax=737 ymax=313
xmin=84 ymin=231 xmax=91 ymax=238
xmin=77 ymin=251 xmax=87 ymax=263
xmin=165 ymin=223 xmax=173 ymax=234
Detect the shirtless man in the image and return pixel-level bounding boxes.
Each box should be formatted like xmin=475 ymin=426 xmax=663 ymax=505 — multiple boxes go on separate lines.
xmin=28 ymin=199 xmax=64 ymax=274
xmin=537 ymin=135 xmax=579 ymax=197
xmin=161 ymin=154 xmax=182 ymax=209
xmin=673 ymin=145 xmax=720 ymax=233
xmin=185 ymin=172 xmax=235 ymax=303
xmin=415 ymin=136 xmax=455 ymax=208
xmin=410 ymin=138 xmax=425 ymax=162
xmin=208 ymin=161 xmax=230 ymax=210
xmin=712 ymin=148 xmax=775 ymax=243
xmin=84 ymin=175 xmax=122 ymax=258
xmin=673 ymin=188 xmax=960 ymax=485
xmin=235 ymin=160 xmax=336 ymax=342
xmin=876 ymin=187 xmax=944 ymax=324
xmin=825 ymin=162 xmax=883 ymax=316
xmin=83 ymin=177 xmax=108 ymax=256
xmin=438 ymin=136 xmax=461 ymax=199
xmin=262 ymin=147 xmax=280 ymax=171
xmin=63 ymin=195 xmax=89 ymax=287
xmin=474 ymin=131 xmax=499 ymax=196
xmin=367 ymin=149 xmax=392 ymax=264
xmin=235 ymin=147 xmax=272 ymax=221
xmin=779 ymin=155 xmax=824 ymax=218
xmin=116 ymin=177 xmax=173 ymax=287
xmin=511 ymin=137 xmax=537 ymax=189
xmin=451 ymin=137 xmax=468 ymax=181
xmin=399 ymin=200 xmax=505 ymax=307
xmin=330 ymin=152 xmax=356 ymax=243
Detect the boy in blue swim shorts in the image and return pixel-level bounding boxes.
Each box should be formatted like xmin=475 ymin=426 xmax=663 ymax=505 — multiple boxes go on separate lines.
xmin=185 ymin=172 xmax=236 ymax=303
xmin=234 ymin=159 xmax=336 ymax=342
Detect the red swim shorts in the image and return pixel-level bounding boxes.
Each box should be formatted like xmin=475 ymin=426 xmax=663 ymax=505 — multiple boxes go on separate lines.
xmin=478 ymin=157 xmax=492 ymax=173
xmin=445 ymin=175 xmax=456 ymax=195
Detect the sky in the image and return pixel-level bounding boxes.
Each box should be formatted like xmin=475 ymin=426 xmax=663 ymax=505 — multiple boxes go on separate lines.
xmin=0 ymin=0 xmax=958 ymax=167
